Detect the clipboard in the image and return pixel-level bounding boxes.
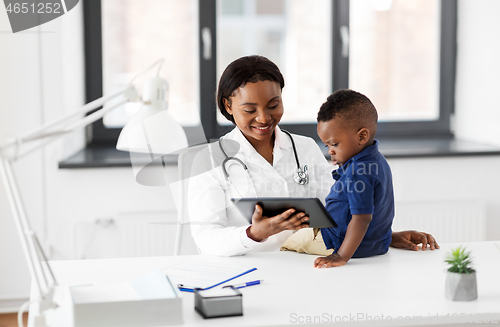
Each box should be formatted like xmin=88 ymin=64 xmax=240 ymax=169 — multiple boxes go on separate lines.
xmin=164 ymin=261 xmax=257 ymax=293
xmin=231 ymin=197 xmax=338 ymax=228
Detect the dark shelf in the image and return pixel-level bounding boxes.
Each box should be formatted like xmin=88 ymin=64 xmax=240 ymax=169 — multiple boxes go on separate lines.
xmin=59 ymin=137 xmax=500 ymax=169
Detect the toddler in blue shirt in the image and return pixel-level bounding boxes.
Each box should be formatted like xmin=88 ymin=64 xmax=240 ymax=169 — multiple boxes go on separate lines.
xmin=314 ymin=89 xmax=394 ymax=268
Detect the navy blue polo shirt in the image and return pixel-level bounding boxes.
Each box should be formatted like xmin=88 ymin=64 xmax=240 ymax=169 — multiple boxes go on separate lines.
xmin=321 ymin=140 xmax=394 ymax=258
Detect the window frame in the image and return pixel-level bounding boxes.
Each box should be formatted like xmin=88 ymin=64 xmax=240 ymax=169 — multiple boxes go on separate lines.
xmin=84 ymin=0 xmax=457 ymax=146
xmin=333 ymin=0 xmax=457 ymax=138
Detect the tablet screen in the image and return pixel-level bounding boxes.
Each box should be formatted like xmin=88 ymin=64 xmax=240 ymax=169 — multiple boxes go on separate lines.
xmin=230 ymin=198 xmax=337 ymax=228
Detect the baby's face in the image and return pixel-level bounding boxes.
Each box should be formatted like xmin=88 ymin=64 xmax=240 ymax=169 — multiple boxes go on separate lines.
xmin=317 ymin=119 xmax=365 ymax=167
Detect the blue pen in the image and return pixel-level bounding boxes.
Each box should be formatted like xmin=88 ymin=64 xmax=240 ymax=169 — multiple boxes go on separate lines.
xmin=223 ymin=280 xmax=263 ymax=289
xmin=177 ymin=267 xmax=257 ymax=292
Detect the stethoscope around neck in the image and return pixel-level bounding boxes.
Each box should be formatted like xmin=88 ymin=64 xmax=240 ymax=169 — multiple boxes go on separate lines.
xmin=218 ymin=129 xmax=309 ymax=185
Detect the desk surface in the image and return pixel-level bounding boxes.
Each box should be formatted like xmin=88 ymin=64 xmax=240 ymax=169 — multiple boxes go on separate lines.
xmin=35 ymin=242 xmax=500 ymax=327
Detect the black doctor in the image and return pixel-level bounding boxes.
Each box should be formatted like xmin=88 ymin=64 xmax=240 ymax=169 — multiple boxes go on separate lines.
xmin=187 ymin=55 xmax=439 ymax=256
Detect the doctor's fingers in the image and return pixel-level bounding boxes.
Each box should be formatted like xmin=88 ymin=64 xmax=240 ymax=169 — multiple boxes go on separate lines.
xmin=272 ymin=208 xmax=298 ymax=222
xmin=250 ymin=205 xmax=264 ymax=223
xmin=280 ymin=213 xmax=309 ymax=230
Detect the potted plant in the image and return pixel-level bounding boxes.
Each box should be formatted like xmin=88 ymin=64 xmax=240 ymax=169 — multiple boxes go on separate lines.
xmin=445 ymin=246 xmax=477 ymax=301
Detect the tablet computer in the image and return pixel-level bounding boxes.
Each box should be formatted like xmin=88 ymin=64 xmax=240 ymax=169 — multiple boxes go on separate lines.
xmin=230 ymin=198 xmax=337 ymax=228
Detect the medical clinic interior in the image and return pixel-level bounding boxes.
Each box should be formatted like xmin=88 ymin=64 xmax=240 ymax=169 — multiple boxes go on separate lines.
xmin=1 ymin=0 xmax=499 ymax=326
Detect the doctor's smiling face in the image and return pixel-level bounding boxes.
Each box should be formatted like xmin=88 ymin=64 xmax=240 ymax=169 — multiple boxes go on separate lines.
xmin=224 ymin=80 xmax=284 ymax=148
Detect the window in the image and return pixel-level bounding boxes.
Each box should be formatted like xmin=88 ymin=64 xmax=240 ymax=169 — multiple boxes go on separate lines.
xmin=201 ymin=0 xmax=332 ymax=140
xmin=84 ymin=0 xmax=201 ymax=145
xmin=342 ymin=0 xmax=457 ymax=137
xmin=216 ymin=0 xmax=332 ymax=125
xmin=101 ymin=0 xmax=199 ymax=128
xmin=84 ymin=0 xmax=456 ymax=146
xmin=350 ymin=0 xmax=441 ymax=122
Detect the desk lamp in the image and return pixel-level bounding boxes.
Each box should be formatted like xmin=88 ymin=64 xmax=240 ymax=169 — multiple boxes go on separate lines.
xmin=0 ymin=59 xmax=187 ymax=327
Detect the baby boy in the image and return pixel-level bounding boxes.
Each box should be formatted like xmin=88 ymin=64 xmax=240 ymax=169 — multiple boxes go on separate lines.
xmin=314 ymin=89 xmax=394 ymax=268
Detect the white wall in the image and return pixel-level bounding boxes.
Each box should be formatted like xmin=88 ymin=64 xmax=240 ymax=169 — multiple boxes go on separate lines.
xmin=0 ymin=3 xmax=182 ymax=311
xmin=1 ymin=0 xmax=500 ymax=312
xmin=452 ymin=0 xmax=500 ymax=240
xmin=388 ymin=156 xmax=500 ymax=241
xmin=455 ymin=0 xmax=500 ymax=146
xmin=0 ymin=4 xmax=44 ymax=310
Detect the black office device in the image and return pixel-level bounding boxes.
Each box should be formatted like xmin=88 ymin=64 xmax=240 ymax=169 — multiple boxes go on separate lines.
xmin=231 ymin=197 xmax=337 ymax=228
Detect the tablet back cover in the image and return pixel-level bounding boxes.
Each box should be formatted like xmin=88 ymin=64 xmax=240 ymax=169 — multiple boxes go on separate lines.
xmin=231 ymin=198 xmax=337 ymax=228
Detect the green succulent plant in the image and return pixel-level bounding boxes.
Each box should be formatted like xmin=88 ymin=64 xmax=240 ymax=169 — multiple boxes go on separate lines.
xmin=445 ymin=246 xmax=475 ymax=274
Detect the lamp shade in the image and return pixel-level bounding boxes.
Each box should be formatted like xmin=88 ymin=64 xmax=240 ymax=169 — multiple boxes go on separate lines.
xmin=116 ymin=77 xmax=188 ymax=154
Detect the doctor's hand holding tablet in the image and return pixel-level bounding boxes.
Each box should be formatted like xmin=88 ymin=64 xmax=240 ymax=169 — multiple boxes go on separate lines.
xmin=186 ymin=55 xmax=439 ymax=259
xmin=231 ymin=197 xmax=339 ymax=242
xmin=246 ymin=205 xmax=308 ymax=242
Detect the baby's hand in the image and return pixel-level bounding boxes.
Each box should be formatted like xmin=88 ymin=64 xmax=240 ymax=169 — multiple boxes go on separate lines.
xmin=314 ymin=253 xmax=347 ymax=268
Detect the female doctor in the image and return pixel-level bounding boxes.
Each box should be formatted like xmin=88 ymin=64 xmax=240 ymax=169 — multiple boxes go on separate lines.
xmin=187 ymin=55 xmax=439 ymax=257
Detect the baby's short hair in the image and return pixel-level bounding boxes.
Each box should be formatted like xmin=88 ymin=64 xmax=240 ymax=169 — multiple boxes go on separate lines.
xmin=317 ymin=89 xmax=378 ymax=129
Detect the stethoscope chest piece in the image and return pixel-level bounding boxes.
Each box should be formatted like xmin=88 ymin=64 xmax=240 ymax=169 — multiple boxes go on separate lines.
xmin=293 ymin=165 xmax=309 ymax=185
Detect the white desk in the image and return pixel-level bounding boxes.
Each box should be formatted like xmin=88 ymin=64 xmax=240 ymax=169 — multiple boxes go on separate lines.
xmin=32 ymin=242 xmax=500 ymax=327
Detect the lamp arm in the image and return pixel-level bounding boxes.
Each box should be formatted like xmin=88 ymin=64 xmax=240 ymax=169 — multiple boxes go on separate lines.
xmin=0 ymin=59 xmax=177 ymax=327
xmin=0 ymin=84 xmax=137 ymax=157
xmin=130 ymin=58 xmax=164 ymax=83
xmin=0 ymin=84 xmax=138 ymax=327
xmin=1 ymin=159 xmax=60 ymax=327
xmin=5 ymin=97 xmax=131 ymax=162
xmin=0 ymin=158 xmax=47 ymax=298
xmin=0 ymin=82 xmax=138 ymax=294
xmin=60 ymin=97 xmax=130 ymax=136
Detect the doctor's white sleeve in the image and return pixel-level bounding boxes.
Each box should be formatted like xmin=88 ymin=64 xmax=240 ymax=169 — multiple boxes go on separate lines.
xmin=185 ymin=152 xmax=260 ymax=256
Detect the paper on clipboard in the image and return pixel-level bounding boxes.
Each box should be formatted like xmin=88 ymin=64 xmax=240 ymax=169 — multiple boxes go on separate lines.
xmin=164 ymin=261 xmax=256 ymax=290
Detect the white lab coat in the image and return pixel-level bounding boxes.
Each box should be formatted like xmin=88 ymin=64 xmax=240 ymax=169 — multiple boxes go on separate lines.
xmin=187 ymin=126 xmax=334 ymax=256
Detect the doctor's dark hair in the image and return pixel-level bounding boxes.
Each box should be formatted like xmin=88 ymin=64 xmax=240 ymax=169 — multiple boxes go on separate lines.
xmin=217 ymin=55 xmax=285 ymax=123
xmin=317 ymin=89 xmax=378 ymax=129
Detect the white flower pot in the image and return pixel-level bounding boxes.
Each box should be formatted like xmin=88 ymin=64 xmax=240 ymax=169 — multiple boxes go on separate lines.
xmin=445 ymin=271 xmax=477 ymax=301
